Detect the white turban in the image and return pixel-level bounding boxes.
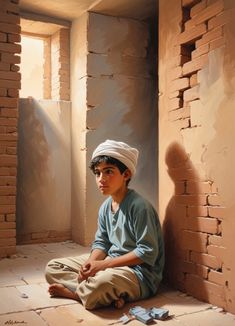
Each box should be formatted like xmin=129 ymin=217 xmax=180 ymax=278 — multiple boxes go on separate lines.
xmin=92 ymin=139 xmax=139 ymax=176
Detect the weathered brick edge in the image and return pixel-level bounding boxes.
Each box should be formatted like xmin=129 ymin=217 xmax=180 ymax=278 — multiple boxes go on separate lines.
xmin=0 ymin=0 xmax=21 ymax=258
xmin=167 ymin=0 xmax=229 ymax=309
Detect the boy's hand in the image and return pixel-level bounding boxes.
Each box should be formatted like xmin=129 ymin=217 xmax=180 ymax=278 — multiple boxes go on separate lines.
xmin=78 ymin=260 xmax=107 ymax=281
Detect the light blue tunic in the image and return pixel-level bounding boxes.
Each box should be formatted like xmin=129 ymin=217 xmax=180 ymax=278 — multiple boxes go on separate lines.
xmin=91 ymin=189 xmax=165 ymax=299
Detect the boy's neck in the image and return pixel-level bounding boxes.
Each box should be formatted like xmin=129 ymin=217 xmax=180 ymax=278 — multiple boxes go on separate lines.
xmin=111 ymin=187 xmax=129 ymax=207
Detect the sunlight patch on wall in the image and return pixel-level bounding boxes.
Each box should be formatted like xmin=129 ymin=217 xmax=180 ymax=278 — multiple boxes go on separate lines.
xmin=20 ymin=36 xmax=44 ymax=99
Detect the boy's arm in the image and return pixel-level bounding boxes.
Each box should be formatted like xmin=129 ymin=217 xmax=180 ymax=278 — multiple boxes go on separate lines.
xmin=80 ymin=251 xmax=143 ymax=280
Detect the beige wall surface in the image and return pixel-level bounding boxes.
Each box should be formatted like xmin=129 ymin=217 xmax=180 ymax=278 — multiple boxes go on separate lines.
xmin=16 ymin=98 xmax=71 ymax=243
xmin=70 ymin=12 xmax=157 ymax=245
xmin=159 ymin=0 xmax=235 ymax=314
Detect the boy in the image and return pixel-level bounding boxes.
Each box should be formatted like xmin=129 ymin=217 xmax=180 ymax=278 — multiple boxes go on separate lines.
xmin=45 ymin=139 xmax=164 ymax=310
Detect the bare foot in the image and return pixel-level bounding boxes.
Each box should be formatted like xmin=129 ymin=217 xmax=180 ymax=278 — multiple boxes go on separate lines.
xmin=48 ymin=283 xmax=79 ymax=300
xmin=114 ymin=297 xmax=125 ymax=309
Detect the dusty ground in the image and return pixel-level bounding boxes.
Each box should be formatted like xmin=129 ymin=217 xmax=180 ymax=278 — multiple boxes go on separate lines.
xmin=0 ymin=241 xmax=234 ymax=326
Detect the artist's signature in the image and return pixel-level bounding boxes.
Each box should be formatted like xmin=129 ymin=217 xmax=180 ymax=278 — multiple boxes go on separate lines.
xmin=5 ymin=321 xmax=27 ymax=325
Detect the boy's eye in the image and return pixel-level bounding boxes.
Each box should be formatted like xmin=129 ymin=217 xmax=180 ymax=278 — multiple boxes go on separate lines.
xmin=106 ymin=169 xmax=114 ymax=175
xmin=94 ymin=171 xmax=100 ymax=177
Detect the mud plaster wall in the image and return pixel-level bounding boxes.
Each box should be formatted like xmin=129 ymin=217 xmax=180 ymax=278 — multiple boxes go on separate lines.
xmin=16 ymin=99 xmax=71 ymax=243
xmin=71 ymin=12 xmax=157 ymax=245
xmin=159 ymin=0 xmax=235 ymax=314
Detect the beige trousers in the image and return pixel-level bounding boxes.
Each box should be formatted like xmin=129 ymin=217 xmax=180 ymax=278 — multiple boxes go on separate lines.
xmin=45 ymin=253 xmax=141 ymax=310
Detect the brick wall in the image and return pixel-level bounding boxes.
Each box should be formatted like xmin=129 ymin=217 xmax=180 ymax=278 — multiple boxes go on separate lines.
xmin=160 ymin=0 xmax=232 ymax=310
xmin=51 ymin=28 xmax=70 ymax=101
xmin=0 ymin=0 xmax=20 ymax=258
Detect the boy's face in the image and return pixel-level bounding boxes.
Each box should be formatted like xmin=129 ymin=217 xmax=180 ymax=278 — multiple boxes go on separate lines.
xmin=93 ymin=162 xmax=131 ymax=197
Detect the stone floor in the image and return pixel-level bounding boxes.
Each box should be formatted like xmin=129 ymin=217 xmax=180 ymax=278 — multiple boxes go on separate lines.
xmin=0 ymin=241 xmax=235 ymax=326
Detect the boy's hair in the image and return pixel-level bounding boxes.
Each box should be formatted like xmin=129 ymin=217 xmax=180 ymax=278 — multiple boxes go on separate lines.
xmin=89 ymin=155 xmax=131 ymax=185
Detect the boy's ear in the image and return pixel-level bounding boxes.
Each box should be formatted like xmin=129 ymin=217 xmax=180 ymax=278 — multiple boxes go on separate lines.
xmin=123 ymin=169 xmax=131 ymax=180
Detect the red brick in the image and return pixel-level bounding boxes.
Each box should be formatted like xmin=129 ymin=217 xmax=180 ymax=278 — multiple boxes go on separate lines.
xmin=0 ymin=228 xmax=16 ymax=238
xmin=169 ymin=78 xmax=189 ymax=93
xmin=196 ymin=263 xmax=209 ymax=279
xmin=190 ymin=0 xmax=207 ymax=18
xmin=169 ymin=90 xmax=182 ymax=99
xmin=189 ymin=73 xmax=198 ymax=87
xmin=0 ymin=12 xmax=20 ymax=24
xmin=183 ymin=54 xmax=208 ymax=75
xmin=176 ymin=194 xmax=207 ymax=206
xmin=11 ymin=64 xmax=20 ymax=72
xmin=208 ymin=206 xmax=225 ymax=219
xmin=0 ymin=221 xmax=15 ymax=229
xmin=0 ymin=79 xmax=20 ymax=89
xmin=208 ymin=195 xmax=222 ymax=205
xmin=187 ymin=0 xmax=224 ymax=28
xmin=0 ymin=134 xmax=17 ymax=141
xmin=208 ymin=8 xmax=233 ymax=30
xmin=0 ymin=31 xmax=7 ymax=42
xmin=187 ymin=205 xmax=208 ymax=217
xmin=0 ymin=205 xmax=15 ymax=214
xmin=182 ymin=0 xmax=202 ymax=8
xmin=173 ymin=118 xmax=190 ymax=130
xmin=6 ymin=213 xmax=15 ymax=222
xmin=175 ymin=182 xmax=186 ymax=195
xmin=207 ymin=244 xmax=226 ymax=257
xmin=182 ymin=230 xmax=208 ymax=252
xmin=1 ymin=1 xmax=19 ymax=14
xmin=192 ymin=43 xmax=209 ymax=59
xmin=0 ymin=237 xmax=16 ymax=246
xmin=0 ymin=62 xmax=10 ymax=71
xmin=0 ymin=176 xmax=16 ymax=186
xmin=0 ymin=97 xmax=18 ymax=108
xmin=186 ymin=181 xmax=212 ymax=193
xmin=210 ymin=36 xmax=225 ymax=50
xmin=180 ymin=260 xmax=197 ymax=274
xmin=183 ymin=85 xmax=200 ymax=102
xmin=169 ymin=97 xmax=183 ymax=111
xmin=1 ymin=53 xmax=21 ymax=64
xmin=168 ymin=66 xmax=183 ymax=81
xmin=0 ymin=117 xmax=18 ymax=126
xmin=169 ymin=106 xmax=190 ymax=121
xmin=196 ymin=26 xmax=223 ymax=47
xmin=0 ymin=22 xmax=20 ymax=35
xmin=185 ymin=274 xmax=226 ymax=308
xmin=208 ymin=270 xmax=224 ymax=285
xmin=0 ymin=88 xmax=7 ymax=97
xmin=0 ymin=245 xmax=16 ymax=257
xmin=209 ymin=234 xmax=223 ymax=246
xmin=186 ymin=216 xmax=218 ymax=234
xmin=0 ymin=41 xmax=21 ymax=55
xmin=0 ymin=195 xmax=15 ymax=205
xmin=177 ymin=23 xmax=207 ymax=45
xmin=1 ymin=108 xmax=18 ymax=117
xmin=8 ymin=33 xmax=21 ymax=43
xmin=0 ymin=71 xmax=20 ymax=82
xmin=0 ymin=154 xmax=17 ymax=166
xmin=190 ymin=251 xmax=222 ymax=269
xmin=0 ymin=186 xmax=16 ymax=195
xmin=7 ymin=88 xmax=19 ymax=98
xmin=0 ymin=167 xmax=17 ymax=176
xmin=6 ymin=147 xmax=16 ymax=155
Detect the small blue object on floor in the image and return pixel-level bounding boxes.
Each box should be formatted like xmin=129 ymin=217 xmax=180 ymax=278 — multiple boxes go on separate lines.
xmin=129 ymin=306 xmax=170 ymax=324
xmin=149 ymin=307 xmax=169 ymax=320
xmin=129 ymin=306 xmax=154 ymax=324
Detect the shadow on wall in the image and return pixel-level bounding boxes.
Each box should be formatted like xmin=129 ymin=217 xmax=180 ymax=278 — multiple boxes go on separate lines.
xmin=162 ymin=142 xmax=209 ymax=303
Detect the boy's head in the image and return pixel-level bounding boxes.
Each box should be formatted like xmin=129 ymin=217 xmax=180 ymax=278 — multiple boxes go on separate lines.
xmin=89 ymin=140 xmax=139 ymax=184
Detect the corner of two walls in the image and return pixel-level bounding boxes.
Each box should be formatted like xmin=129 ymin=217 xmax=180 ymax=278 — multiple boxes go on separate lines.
xmin=71 ymin=12 xmax=157 ymax=245
xmin=159 ymin=0 xmax=235 ymax=313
